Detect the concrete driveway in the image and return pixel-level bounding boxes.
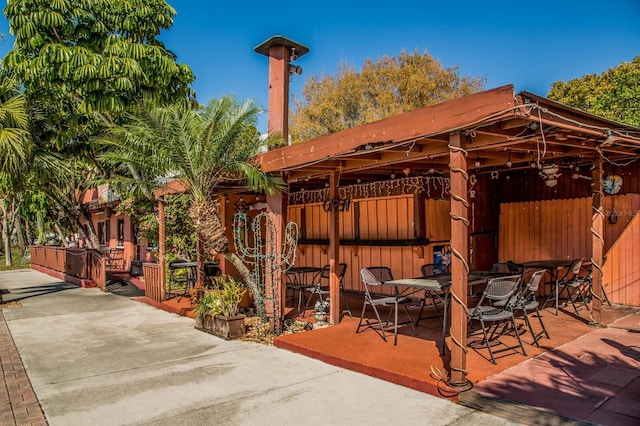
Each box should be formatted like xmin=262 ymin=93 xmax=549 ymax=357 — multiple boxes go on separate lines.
xmin=0 ymin=269 xmax=522 ymax=426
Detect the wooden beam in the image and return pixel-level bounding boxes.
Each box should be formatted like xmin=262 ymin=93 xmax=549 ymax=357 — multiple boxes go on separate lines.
xmin=267 ymin=185 xmax=288 ymax=332
xmin=448 ymin=132 xmax=470 ymax=387
xmin=260 ymin=85 xmax=517 ymax=172
xmin=157 ymin=197 xmax=166 ymax=300
xmin=591 ymin=158 xmax=604 ymax=325
xmin=328 ymin=171 xmax=340 ymax=325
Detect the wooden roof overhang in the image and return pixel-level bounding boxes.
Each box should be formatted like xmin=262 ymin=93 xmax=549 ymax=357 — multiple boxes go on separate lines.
xmin=258 ymin=84 xmax=640 ymax=379
xmin=259 ymin=85 xmax=640 ymax=188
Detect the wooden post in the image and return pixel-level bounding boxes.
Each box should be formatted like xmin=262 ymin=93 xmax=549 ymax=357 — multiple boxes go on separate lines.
xmin=267 ymin=192 xmax=287 ymax=331
xmin=591 ymin=158 xmax=604 ymax=325
xmin=448 ymin=132 xmax=470 ymax=387
xmin=328 ymin=171 xmax=341 ymax=325
xmin=157 ymin=197 xmax=166 ymax=301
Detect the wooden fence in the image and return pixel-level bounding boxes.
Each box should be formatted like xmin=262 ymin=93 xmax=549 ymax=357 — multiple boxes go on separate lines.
xmin=29 ymin=245 xmax=106 ymax=289
xmin=143 ymin=263 xmax=164 ymax=302
xmin=289 ymin=195 xmax=452 ymax=295
xmin=499 ymin=195 xmax=640 ymax=306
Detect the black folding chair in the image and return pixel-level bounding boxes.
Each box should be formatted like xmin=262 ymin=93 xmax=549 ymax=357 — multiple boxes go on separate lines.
xmin=414 ymin=263 xmax=449 ymax=326
xmin=303 ymin=263 xmax=351 ymax=316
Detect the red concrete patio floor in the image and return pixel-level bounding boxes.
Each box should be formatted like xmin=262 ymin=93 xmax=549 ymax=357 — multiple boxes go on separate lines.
xmin=274 ymin=302 xmax=639 ymax=425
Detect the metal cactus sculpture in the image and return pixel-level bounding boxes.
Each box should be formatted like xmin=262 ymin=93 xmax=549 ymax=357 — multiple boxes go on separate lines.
xmin=233 ymin=211 xmax=299 ymax=333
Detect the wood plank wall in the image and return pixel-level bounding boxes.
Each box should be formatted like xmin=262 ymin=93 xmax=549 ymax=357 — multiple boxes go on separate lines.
xmin=499 ymin=194 xmax=640 ymax=306
xmin=289 ymin=195 xmax=452 ymax=295
xmin=602 ymin=194 xmax=640 ymax=305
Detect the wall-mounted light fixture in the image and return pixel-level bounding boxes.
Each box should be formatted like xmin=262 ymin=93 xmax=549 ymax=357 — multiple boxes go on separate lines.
xmin=289 ymin=64 xmax=303 ymax=76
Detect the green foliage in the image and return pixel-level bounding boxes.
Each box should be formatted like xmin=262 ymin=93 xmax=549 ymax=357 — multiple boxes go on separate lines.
xmin=0 ymin=246 xmax=30 ymax=271
xmin=194 ymin=276 xmax=246 ymax=318
xmin=548 ymin=56 xmax=640 ymax=126
xmin=3 ymin=0 xmax=195 ymax=149
xmin=0 ymin=72 xmax=31 ymax=178
xmin=290 ymin=49 xmax=486 ymax=142
xmin=116 ymin=193 xmax=196 ymax=261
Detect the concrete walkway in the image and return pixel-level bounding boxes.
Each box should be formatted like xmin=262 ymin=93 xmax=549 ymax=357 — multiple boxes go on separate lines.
xmin=0 ymin=269 xmax=522 ymax=426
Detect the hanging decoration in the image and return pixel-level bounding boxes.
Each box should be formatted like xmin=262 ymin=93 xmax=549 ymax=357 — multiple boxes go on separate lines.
xmin=539 ymin=164 xmax=561 ymax=187
xmin=468 ymin=174 xmax=477 ymax=199
xmin=288 ymin=176 xmax=450 ymax=205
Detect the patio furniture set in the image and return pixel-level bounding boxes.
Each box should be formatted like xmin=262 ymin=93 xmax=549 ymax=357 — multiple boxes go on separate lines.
xmin=348 ymin=258 xmax=603 ymax=364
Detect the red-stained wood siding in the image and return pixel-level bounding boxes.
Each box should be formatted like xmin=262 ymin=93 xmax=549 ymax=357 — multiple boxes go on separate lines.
xmin=289 ymin=195 xmax=443 ymax=296
xmin=602 ymin=195 xmax=640 ymax=305
xmin=499 ymin=195 xmax=640 ymax=306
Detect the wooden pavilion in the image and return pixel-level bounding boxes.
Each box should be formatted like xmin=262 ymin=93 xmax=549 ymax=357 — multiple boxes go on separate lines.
xmin=255 ymin=36 xmax=640 ymax=389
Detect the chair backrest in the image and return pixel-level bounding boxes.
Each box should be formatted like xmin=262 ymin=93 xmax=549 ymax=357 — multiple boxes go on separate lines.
xmin=317 ymin=263 xmax=348 ymax=283
xmin=526 ymin=270 xmax=546 ymax=292
xmin=421 ymin=263 xmax=449 ymax=277
xmin=491 ymin=262 xmax=511 ymax=273
xmin=365 ymin=266 xmax=393 ymax=283
xmin=563 ymin=258 xmax=584 ymax=282
xmin=482 ymin=275 xmax=521 ymax=303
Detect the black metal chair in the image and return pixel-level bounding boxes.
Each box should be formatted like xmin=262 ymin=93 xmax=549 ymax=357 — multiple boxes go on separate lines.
xmin=578 ymin=262 xmax=612 ymax=307
xmin=548 ymin=258 xmax=590 ymax=314
xmin=168 ymin=259 xmax=195 ymax=301
xmin=468 ymin=275 xmax=527 ymax=364
xmin=415 ymin=263 xmax=449 ymax=326
xmin=356 ymin=267 xmax=416 ymax=342
xmin=303 ymin=263 xmax=351 ymax=316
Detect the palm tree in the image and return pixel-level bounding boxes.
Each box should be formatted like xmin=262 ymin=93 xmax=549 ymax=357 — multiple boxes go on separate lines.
xmin=101 ymin=96 xmax=282 ymax=296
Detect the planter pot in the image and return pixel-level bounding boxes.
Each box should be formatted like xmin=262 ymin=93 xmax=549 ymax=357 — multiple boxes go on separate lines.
xmin=195 ymin=313 xmax=245 ymax=339
xmin=213 ymin=314 xmax=246 ymax=339
xmin=314 ymin=312 xmax=329 ymax=324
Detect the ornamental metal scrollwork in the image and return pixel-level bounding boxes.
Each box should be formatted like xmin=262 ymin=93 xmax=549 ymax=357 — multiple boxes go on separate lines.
xmin=322 ymin=197 xmax=351 ymax=212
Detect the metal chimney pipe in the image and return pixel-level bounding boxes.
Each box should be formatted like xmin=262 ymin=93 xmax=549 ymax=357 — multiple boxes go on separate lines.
xmin=254 ymin=36 xmax=309 ymax=146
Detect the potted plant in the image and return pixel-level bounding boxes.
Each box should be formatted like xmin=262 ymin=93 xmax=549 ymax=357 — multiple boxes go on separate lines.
xmin=194 ymin=276 xmax=247 ymax=339
xmin=314 ymin=299 xmax=330 ymax=325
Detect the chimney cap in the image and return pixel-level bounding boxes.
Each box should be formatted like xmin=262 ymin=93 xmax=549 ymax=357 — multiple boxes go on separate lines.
xmin=254 ymin=35 xmax=309 ymax=58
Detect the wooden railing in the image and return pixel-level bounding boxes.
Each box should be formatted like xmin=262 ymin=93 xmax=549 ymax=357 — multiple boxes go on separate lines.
xmin=143 ymin=263 xmax=164 ymax=302
xmin=29 ymin=245 xmax=106 ymax=289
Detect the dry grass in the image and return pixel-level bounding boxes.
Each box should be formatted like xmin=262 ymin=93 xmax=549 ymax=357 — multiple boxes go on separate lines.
xmin=239 ymin=316 xmax=310 ymax=345
xmin=0 ymin=301 xmax=22 ymax=309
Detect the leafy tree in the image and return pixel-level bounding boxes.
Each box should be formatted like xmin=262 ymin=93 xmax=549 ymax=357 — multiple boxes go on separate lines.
xmin=0 ymin=73 xmax=29 ymax=264
xmin=3 ymin=0 xmax=196 ymax=151
xmin=290 ymin=49 xmax=486 ymax=142
xmin=101 ymin=96 xmax=282 ymax=301
xmin=116 ymin=193 xmax=197 ymax=262
xmin=548 ymin=56 xmax=640 ymax=126
xmin=2 ymin=0 xmax=195 ymax=247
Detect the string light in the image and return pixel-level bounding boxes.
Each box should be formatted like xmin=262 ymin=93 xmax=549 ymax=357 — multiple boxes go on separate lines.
xmin=289 ymin=176 xmax=450 ymax=205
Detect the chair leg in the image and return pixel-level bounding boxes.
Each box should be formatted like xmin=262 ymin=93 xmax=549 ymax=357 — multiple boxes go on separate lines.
xmin=340 ymin=286 xmax=352 ymax=316
xmin=534 ymin=307 xmax=550 ymax=339
xmin=521 ymin=309 xmax=540 ymax=347
xmin=355 ymin=301 xmax=388 ymax=342
xmin=403 ymin=305 xmax=417 ymax=336
xmin=510 ymin=315 xmax=527 ymax=357
xmin=479 ymin=318 xmax=498 ymax=365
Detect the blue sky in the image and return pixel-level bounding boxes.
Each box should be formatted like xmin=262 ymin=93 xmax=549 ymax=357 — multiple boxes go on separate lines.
xmin=1 ymin=1 xmax=639 ymax=133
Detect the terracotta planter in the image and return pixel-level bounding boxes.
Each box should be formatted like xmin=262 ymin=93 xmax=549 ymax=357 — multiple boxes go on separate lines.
xmin=195 ymin=313 xmax=245 ymax=339
xmin=213 ymin=314 xmax=246 ymax=339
